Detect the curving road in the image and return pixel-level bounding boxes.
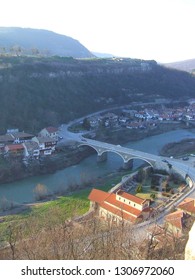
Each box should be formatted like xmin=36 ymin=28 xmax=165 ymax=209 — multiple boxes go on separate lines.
xmin=59 ymin=120 xmax=195 ymax=200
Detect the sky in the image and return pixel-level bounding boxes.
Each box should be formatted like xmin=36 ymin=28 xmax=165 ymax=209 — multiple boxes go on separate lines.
xmin=0 ymin=0 xmax=195 ymax=63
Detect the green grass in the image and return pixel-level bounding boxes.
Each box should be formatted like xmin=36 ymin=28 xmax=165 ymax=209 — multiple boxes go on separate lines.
xmin=136 ymin=193 xmax=152 ymax=200
xmin=0 ymin=171 xmax=127 ymax=238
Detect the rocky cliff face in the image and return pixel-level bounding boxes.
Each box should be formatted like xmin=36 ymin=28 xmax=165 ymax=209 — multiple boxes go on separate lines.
xmin=0 ymin=56 xmax=195 ymax=133
xmin=185 ymin=221 xmax=195 ymax=260
xmin=26 ymin=59 xmax=156 ymax=79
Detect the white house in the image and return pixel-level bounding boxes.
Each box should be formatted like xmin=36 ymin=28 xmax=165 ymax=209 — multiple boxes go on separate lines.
xmin=39 ymin=127 xmax=58 ymax=140
xmin=32 ymin=136 xmax=57 ymax=155
xmin=23 ymin=141 xmax=40 ymax=158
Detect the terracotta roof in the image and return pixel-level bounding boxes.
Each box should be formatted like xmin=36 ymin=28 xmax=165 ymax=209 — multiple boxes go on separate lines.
xmin=165 ymin=210 xmax=185 ymax=230
xmin=88 ymin=189 xmax=110 ymax=204
xmin=46 ymin=127 xmax=58 ymax=133
xmin=100 ymin=201 xmax=138 ymax=223
xmin=117 ymin=190 xmax=146 ymax=205
xmin=178 ymin=198 xmax=195 ymax=214
xmin=105 ymin=192 xmax=143 ymax=217
xmin=6 ymin=144 xmax=24 ymax=151
xmin=88 ymin=189 xmax=151 ymax=223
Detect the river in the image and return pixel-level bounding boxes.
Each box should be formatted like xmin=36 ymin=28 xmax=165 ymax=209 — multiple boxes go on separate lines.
xmin=0 ymin=128 xmax=195 ymax=204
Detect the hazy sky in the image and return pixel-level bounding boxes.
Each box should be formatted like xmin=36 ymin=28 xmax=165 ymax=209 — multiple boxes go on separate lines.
xmin=0 ymin=0 xmax=195 ymax=62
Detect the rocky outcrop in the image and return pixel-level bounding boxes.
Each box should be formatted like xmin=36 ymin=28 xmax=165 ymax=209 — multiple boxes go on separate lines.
xmin=185 ymin=221 xmax=195 ymax=260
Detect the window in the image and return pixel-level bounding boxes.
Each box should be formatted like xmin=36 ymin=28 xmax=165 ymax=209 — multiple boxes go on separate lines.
xmin=129 ymin=201 xmax=131 ymax=205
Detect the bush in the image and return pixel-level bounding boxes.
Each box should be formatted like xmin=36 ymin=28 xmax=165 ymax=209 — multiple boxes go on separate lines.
xmin=33 ymin=183 xmax=49 ymax=201
xmin=136 ymin=184 xmax=143 ymax=193
xmin=150 ymin=193 xmax=156 ymax=199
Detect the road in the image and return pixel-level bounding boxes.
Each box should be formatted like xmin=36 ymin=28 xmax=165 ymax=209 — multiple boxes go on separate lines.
xmin=58 ymin=120 xmax=195 ymax=244
xmin=59 ymin=117 xmax=195 ymax=202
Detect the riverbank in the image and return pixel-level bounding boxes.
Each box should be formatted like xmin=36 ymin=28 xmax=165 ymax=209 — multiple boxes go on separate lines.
xmin=160 ymin=138 xmax=195 ymax=157
xmin=0 ymin=170 xmax=130 ymax=221
xmin=0 ymin=145 xmax=95 ymax=184
xmin=87 ymin=121 xmax=188 ymax=145
xmin=0 ymin=121 xmax=190 ymax=185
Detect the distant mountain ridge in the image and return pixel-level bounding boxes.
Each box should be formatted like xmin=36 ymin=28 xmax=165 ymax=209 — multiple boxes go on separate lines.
xmin=164 ymin=58 xmax=195 ymax=73
xmin=0 ymin=27 xmax=94 ymax=58
xmin=92 ymin=52 xmax=114 ymax=58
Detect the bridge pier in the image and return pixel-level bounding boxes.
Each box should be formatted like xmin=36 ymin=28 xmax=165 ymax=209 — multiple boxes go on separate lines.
xmin=123 ymin=159 xmax=133 ymax=170
xmin=97 ymin=152 xmax=107 ymax=163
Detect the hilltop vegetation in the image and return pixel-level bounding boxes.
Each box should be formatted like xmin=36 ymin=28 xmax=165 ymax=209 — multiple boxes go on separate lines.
xmin=0 ymin=56 xmax=195 ymax=133
xmin=0 ymin=27 xmax=94 ymax=58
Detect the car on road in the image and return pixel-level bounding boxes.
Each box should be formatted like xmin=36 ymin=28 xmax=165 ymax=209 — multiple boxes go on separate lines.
xmin=182 ymin=156 xmax=189 ymax=161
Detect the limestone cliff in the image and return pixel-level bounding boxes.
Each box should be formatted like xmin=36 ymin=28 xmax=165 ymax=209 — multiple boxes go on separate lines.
xmin=185 ymin=221 xmax=195 ymax=260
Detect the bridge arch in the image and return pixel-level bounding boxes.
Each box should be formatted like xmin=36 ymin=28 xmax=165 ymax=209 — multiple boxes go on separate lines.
xmin=125 ymin=156 xmax=154 ymax=168
xmin=78 ymin=143 xmax=155 ymax=168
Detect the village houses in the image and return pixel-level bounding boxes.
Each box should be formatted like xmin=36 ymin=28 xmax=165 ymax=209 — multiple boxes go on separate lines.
xmin=0 ymin=126 xmax=59 ymax=158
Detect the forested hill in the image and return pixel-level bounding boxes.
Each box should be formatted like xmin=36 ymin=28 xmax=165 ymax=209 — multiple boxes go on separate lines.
xmin=0 ymin=27 xmax=94 ymax=58
xmin=0 ymin=56 xmax=195 ymax=133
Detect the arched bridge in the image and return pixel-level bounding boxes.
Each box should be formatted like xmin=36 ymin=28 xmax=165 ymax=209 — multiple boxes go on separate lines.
xmin=78 ymin=138 xmax=159 ymax=169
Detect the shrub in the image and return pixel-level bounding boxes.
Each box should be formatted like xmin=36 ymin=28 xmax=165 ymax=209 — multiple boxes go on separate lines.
xmin=33 ymin=183 xmax=48 ymax=201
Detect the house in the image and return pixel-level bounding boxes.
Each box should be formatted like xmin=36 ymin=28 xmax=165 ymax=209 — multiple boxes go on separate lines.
xmin=165 ymin=210 xmax=192 ymax=238
xmin=39 ymin=127 xmax=58 ymax=140
xmin=88 ymin=188 xmax=152 ymax=225
xmin=0 ymin=134 xmax=15 ymax=145
xmin=0 ymin=132 xmax=34 ymax=145
xmin=32 ymin=136 xmax=57 ymax=155
xmin=11 ymin=132 xmax=34 ymax=144
xmin=4 ymin=144 xmax=25 ymax=157
xmin=23 ymin=141 xmax=40 ymax=158
xmin=177 ymin=198 xmax=195 ymax=217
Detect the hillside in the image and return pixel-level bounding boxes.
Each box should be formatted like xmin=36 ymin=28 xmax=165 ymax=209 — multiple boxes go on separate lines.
xmin=164 ymin=58 xmax=195 ymax=74
xmin=0 ymin=27 xmax=94 ymax=58
xmin=0 ymin=56 xmax=195 ymax=133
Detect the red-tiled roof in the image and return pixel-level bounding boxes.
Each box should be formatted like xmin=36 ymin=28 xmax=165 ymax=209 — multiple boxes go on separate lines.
xmin=165 ymin=210 xmax=185 ymax=230
xmin=117 ymin=190 xmax=146 ymax=205
xmin=88 ymin=189 xmax=111 ymax=204
xmin=88 ymin=189 xmax=150 ymax=223
xmin=105 ymin=192 xmax=142 ymax=217
xmin=6 ymin=144 xmax=24 ymax=151
xmin=100 ymin=201 xmax=138 ymax=223
xmin=178 ymin=198 xmax=195 ymax=214
xmin=46 ymin=127 xmax=58 ymax=133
